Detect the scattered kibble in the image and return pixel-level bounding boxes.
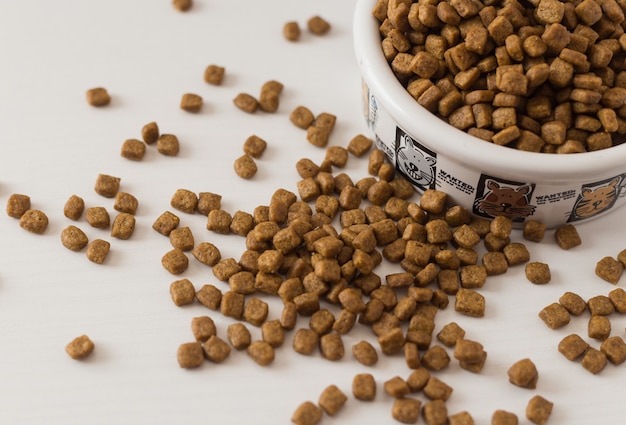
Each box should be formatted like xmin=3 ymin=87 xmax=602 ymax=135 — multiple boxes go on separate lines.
xmin=86 ymin=87 xmax=110 ymax=106
xmin=66 ymin=335 xmax=95 ymax=360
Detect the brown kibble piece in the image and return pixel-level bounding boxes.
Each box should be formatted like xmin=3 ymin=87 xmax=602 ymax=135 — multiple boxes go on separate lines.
xmin=422 ymin=345 xmax=451 ymax=371
xmin=114 ymin=192 xmax=138 ymax=215
xmin=609 ymin=288 xmax=626 ymax=313
xmin=291 ymin=401 xmax=322 ymax=425
xmin=195 ymin=284 xmax=222 ymax=310
xmin=391 ymin=397 xmax=421 ymax=424
xmin=320 ymin=333 xmax=344 ymax=360
xmin=177 ymin=342 xmax=203 ymax=368
xmin=141 ymin=121 xmax=159 ymax=144
xmin=61 ymin=225 xmax=88 ymax=251
xmin=290 ymin=106 xmax=315 ymax=129
xmin=19 ymin=209 xmax=48 ymax=234
xmin=595 ymin=256 xmax=624 ymax=284
xmin=85 ymin=207 xmax=110 ymax=230
xmin=233 ymin=93 xmax=259 ymax=113
xmin=423 ymin=399 xmax=448 ymax=425
xmin=284 ymin=21 xmax=301 ymax=41
xmin=243 ymin=135 xmax=267 ymax=159
xmin=558 ymin=334 xmax=589 ymax=360
xmin=600 ymin=336 xmax=626 ymax=365
xmin=66 ymin=335 xmax=95 ymax=360
xmin=204 ymin=65 xmax=225 ymax=85
xmin=293 ymin=328 xmax=319 ymax=355
xmin=191 ymin=316 xmax=216 ymax=342
xmin=197 ymin=192 xmax=222 ymax=216
xmin=423 ymin=376 xmax=453 ymax=401
xmin=247 ymin=340 xmax=275 ymax=366
xmin=6 ymin=194 xmax=31 ymax=218
xmin=161 ymin=248 xmax=188 ymax=275
xmin=588 ymin=314 xmax=611 ymax=341
xmin=172 ymin=0 xmax=192 ymax=12
xmin=353 ymin=373 xmax=376 ymax=401
xmin=587 ymin=295 xmax=615 ymax=316
xmin=581 ymin=347 xmax=607 ymax=374
xmin=455 ymin=288 xmax=485 ymax=317
xmin=111 ymin=212 xmax=135 ymax=240
xmin=180 ymin=93 xmax=202 ymax=113
xmin=508 ymin=358 xmax=538 ymax=389
xmin=352 ymin=340 xmax=378 ymax=366
xmin=94 ymin=174 xmax=120 ymax=198
xmin=203 ymin=335 xmax=231 ymax=363
xmin=153 ymin=211 xmax=180 ymax=236
xmin=121 ymin=138 xmax=146 ymax=161
xmin=538 ymin=302 xmax=570 ymax=329
xmin=523 ymin=220 xmax=546 ymax=242
xmin=192 ymin=242 xmax=221 ymax=267
xmin=384 ymin=376 xmax=410 ymax=399
xmin=525 ymin=262 xmax=551 ymax=284
xmin=318 ymin=385 xmax=347 ymax=416
xmin=554 ymin=224 xmax=581 ymax=250
xmin=227 ymin=323 xmax=251 ymax=350
xmin=437 ymin=322 xmax=465 ymax=347
xmin=307 ymin=15 xmax=331 ymax=35
xmin=170 ymin=278 xmax=196 ymax=306
xmin=347 ymin=134 xmax=373 ymax=157
xmin=492 ymin=410 xmax=518 ymax=425
xmin=559 ymin=292 xmax=586 ymax=315
xmin=63 ymin=195 xmax=84 ymax=220
xmin=171 ymin=189 xmax=197 ymax=214
xmin=86 ymin=239 xmax=110 ymax=264
xmin=86 ymin=87 xmax=110 ymax=106
xmin=234 ymin=154 xmax=257 ymax=179
xmin=157 ymin=134 xmax=180 ymax=156
xmin=526 ymin=395 xmax=553 ymax=425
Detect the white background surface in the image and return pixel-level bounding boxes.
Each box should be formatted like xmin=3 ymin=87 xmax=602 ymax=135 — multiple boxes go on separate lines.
xmin=0 ymin=1 xmax=625 ymax=424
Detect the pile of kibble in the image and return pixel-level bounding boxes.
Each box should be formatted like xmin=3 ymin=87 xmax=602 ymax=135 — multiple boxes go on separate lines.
xmin=4 ymin=3 xmax=626 ymax=425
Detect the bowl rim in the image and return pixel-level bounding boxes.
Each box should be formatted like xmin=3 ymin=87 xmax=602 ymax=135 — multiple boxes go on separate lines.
xmin=353 ymin=0 xmax=626 ymax=182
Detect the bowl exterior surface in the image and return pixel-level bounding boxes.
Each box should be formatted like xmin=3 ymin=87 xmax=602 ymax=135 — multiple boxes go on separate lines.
xmin=361 ymin=80 xmax=626 ymax=228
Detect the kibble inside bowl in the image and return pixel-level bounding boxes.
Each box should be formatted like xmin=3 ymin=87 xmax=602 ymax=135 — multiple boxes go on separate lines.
xmin=353 ymin=0 xmax=626 ymax=228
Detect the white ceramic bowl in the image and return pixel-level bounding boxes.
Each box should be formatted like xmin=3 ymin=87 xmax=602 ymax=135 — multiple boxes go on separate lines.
xmin=353 ymin=0 xmax=626 ymax=228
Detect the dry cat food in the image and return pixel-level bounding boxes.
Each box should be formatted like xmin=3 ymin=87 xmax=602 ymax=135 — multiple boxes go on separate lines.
xmin=111 ymin=212 xmax=135 ymax=240
xmin=6 ymin=193 xmax=31 ymax=218
xmin=204 ymin=64 xmax=225 ymax=85
xmin=526 ymin=395 xmax=553 ymax=425
xmin=291 ymin=401 xmax=323 ymax=425
xmin=94 ymin=174 xmax=121 ymax=198
xmin=177 ymin=342 xmax=203 ymax=368
xmin=65 ymin=334 xmax=95 ymax=360
xmin=307 ymin=16 xmax=331 ymax=35
xmin=157 ymin=134 xmax=180 ymax=156
xmin=180 ymin=93 xmax=203 ymax=113
xmin=373 ymin=0 xmax=626 ymax=152
xmin=234 ymin=154 xmax=258 ymax=179
xmin=114 ymin=192 xmax=139 ymax=215
xmin=525 ymin=262 xmax=551 ymax=284
xmin=352 ymin=373 xmax=376 ymax=401
xmin=120 ymin=138 xmax=146 ymax=161
xmin=85 ymin=87 xmax=110 ymax=107
xmin=19 ymin=209 xmax=49 ymax=234
xmin=61 ymin=225 xmax=89 ymax=251
xmin=391 ymin=397 xmax=421 ymax=424
xmin=595 ymin=255 xmax=624 ymax=284
xmin=63 ymin=194 xmax=85 ymax=220
xmin=172 ymin=0 xmax=192 ymax=12
xmin=246 ymin=340 xmax=275 ymax=366
xmin=170 ymin=278 xmax=196 ymax=306
xmin=86 ymin=239 xmax=110 ymax=264
xmin=284 ymin=21 xmax=301 ymax=41
xmin=507 ymin=358 xmax=538 ymax=389
xmin=86 ymin=207 xmax=110 ymax=229
xmin=318 ymin=384 xmax=347 ymax=416
xmin=141 ymin=121 xmax=159 ymax=144
xmin=233 ymin=92 xmax=259 ymax=113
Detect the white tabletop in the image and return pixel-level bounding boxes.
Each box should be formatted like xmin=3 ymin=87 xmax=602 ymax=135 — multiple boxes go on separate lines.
xmin=0 ymin=1 xmax=624 ymax=424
